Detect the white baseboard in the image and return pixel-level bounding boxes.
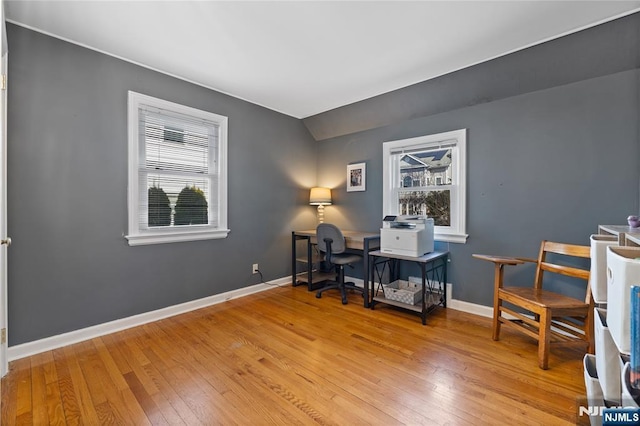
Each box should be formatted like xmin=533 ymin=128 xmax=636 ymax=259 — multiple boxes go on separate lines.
xmin=446 ymin=289 xmax=493 ymax=318
xmin=321 ymin=278 xmax=575 ymax=336
xmin=353 ymin=279 xmax=493 ymax=318
xmin=7 ymin=277 xmax=291 ymax=361
xmin=8 ymin=277 xmax=494 ymax=361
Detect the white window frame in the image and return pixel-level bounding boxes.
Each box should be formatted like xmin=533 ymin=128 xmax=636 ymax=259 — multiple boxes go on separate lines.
xmin=126 ymin=91 xmax=229 ymax=246
xmin=383 ymin=129 xmax=468 ymax=244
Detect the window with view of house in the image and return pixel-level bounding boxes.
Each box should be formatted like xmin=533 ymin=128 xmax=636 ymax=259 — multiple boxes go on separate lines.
xmin=383 ymin=129 xmax=468 ymax=243
xmin=126 ymin=91 xmax=229 ymax=246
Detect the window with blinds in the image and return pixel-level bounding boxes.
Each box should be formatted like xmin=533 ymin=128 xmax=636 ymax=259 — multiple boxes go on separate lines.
xmin=383 ymin=129 xmax=468 ymax=244
xmin=126 ymin=91 xmax=229 ymax=246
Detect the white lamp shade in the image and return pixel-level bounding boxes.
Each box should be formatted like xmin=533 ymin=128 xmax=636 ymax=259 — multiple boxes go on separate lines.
xmin=309 ymin=187 xmax=332 ymax=205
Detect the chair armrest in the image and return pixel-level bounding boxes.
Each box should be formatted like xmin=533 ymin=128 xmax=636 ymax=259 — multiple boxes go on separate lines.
xmin=514 ymin=257 xmax=537 ymax=264
xmin=472 ymin=254 xmax=526 ymax=265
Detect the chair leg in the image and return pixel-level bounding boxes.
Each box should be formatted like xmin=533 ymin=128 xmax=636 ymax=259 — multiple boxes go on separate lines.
xmin=339 ymin=267 xmax=348 ymax=305
xmin=492 ymin=265 xmax=503 ymax=341
xmin=492 ymin=294 xmax=502 ymax=341
xmin=344 ymin=282 xmax=364 ymax=294
xmin=586 ymin=306 xmax=595 ymax=354
xmin=538 ymin=308 xmax=551 ymax=370
xmin=315 ymin=265 xmax=351 ymax=304
xmin=316 ymin=263 xmax=362 ymax=305
xmin=316 ymin=283 xmax=340 ymax=298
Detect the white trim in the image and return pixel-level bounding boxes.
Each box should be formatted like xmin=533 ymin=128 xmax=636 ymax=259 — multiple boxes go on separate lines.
xmin=126 ymin=228 xmax=231 ymax=246
xmin=446 ymin=287 xmax=494 ymax=318
xmin=0 ymin=2 xmax=7 ymax=377
xmin=7 ymin=277 xmax=290 ymax=361
xmin=356 ymin=280 xmax=462 ymax=315
xmin=7 ymin=278 xmax=499 ymax=361
xmin=9 ymin=276 xmax=587 ymax=361
xmin=435 ymin=233 xmax=469 ymax=244
xmin=126 ymin=91 xmax=229 ymax=246
xmin=383 ymin=129 xmax=468 ymax=243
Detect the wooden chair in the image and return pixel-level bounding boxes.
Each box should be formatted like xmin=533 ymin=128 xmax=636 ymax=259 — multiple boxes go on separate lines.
xmin=473 ymin=241 xmax=593 ymax=369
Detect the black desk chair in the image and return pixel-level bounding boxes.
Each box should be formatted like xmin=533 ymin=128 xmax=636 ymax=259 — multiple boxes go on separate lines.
xmin=315 ymin=223 xmax=364 ymax=305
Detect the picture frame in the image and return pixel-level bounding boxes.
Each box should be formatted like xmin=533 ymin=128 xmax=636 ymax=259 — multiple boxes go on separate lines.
xmin=347 ymin=162 xmax=366 ymax=192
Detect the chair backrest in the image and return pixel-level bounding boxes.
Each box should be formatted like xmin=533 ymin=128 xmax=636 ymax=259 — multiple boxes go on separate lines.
xmin=316 ymin=223 xmax=346 ymax=254
xmin=534 ymin=240 xmax=591 ymax=302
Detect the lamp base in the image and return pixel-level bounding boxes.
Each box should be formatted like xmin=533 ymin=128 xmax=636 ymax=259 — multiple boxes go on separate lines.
xmin=317 ymin=204 xmax=325 ymax=224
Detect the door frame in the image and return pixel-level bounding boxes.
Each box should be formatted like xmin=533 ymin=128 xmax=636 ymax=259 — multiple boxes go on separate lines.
xmin=0 ymin=0 xmax=9 ymax=378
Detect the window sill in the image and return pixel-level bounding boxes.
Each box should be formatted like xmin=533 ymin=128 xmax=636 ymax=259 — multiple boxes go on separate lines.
xmin=435 ymin=232 xmax=468 ymax=244
xmin=126 ymin=228 xmax=230 ymax=246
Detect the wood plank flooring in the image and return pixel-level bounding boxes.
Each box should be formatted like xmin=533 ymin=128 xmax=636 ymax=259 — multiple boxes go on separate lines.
xmin=1 ymin=284 xmax=588 ymax=425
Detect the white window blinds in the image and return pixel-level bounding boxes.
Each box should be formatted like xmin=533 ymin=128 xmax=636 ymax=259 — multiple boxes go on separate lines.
xmin=138 ymin=106 xmax=219 ymax=229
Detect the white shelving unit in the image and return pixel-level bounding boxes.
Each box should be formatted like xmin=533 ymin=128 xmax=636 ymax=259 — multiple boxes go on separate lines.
xmin=583 ymin=226 xmax=640 ymax=426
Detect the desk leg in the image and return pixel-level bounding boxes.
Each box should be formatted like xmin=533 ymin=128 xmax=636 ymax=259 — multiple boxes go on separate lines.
xmin=291 ymin=233 xmax=312 ymax=289
xmin=421 ymin=263 xmax=427 ymax=325
xmin=368 ymin=253 xmax=374 ymax=309
xmin=363 ymin=238 xmax=370 ymax=308
xmin=306 ymin=238 xmax=313 ymax=291
xmin=443 ymin=255 xmax=448 ymax=308
xmin=291 ymin=232 xmax=296 ymax=287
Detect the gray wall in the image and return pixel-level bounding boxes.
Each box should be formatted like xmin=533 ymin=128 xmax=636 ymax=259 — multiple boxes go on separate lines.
xmin=6 ymin=13 xmax=640 ymax=345
xmin=311 ymin=14 xmax=640 ymax=306
xmin=7 ymin=24 xmax=318 ymax=345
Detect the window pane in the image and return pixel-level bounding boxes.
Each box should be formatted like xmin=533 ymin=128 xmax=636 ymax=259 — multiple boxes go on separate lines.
xmin=141 ymin=173 xmax=212 ymax=228
xmin=400 ymin=148 xmax=452 ymax=187
xmin=398 ymin=190 xmax=450 ymax=226
xmin=143 ymin=114 xmax=215 ymax=174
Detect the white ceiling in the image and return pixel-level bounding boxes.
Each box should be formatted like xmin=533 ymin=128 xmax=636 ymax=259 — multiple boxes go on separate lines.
xmin=5 ymin=1 xmax=640 ymax=118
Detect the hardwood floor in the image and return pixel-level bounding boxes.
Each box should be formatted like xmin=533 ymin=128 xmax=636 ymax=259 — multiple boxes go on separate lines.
xmin=1 ymin=284 xmax=588 ymax=425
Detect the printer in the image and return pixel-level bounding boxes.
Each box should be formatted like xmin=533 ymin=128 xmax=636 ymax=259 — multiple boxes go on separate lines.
xmin=380 ymin=215 xmax=434 ymax=257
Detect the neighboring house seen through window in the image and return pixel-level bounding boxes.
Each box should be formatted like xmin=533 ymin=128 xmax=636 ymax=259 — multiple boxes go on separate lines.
xmin=126 ymin=91 xmax=229 ymax=246
xmin=383 ymin=129 xmax=468 ymax=243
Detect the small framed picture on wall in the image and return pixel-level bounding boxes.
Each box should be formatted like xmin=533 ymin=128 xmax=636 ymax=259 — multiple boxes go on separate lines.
xmin=347 ymin=162 xmax=366 ymax=192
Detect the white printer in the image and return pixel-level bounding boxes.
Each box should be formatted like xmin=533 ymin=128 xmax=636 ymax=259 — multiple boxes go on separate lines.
xmin=380 ymin=215 xmax=434 ymax=257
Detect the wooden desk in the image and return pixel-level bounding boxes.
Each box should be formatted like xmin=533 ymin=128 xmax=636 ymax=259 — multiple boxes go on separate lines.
xmin=291 ymin=230 xmax=380 ymax=307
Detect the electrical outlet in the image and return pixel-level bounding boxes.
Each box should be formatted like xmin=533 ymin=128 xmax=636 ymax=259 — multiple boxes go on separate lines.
xmin=252 ymin=263 xmax=259 ymax=274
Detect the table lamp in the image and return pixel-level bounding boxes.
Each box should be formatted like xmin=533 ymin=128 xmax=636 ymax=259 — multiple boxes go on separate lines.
xmin=309 ymin=187 xmax=332 ymax=223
